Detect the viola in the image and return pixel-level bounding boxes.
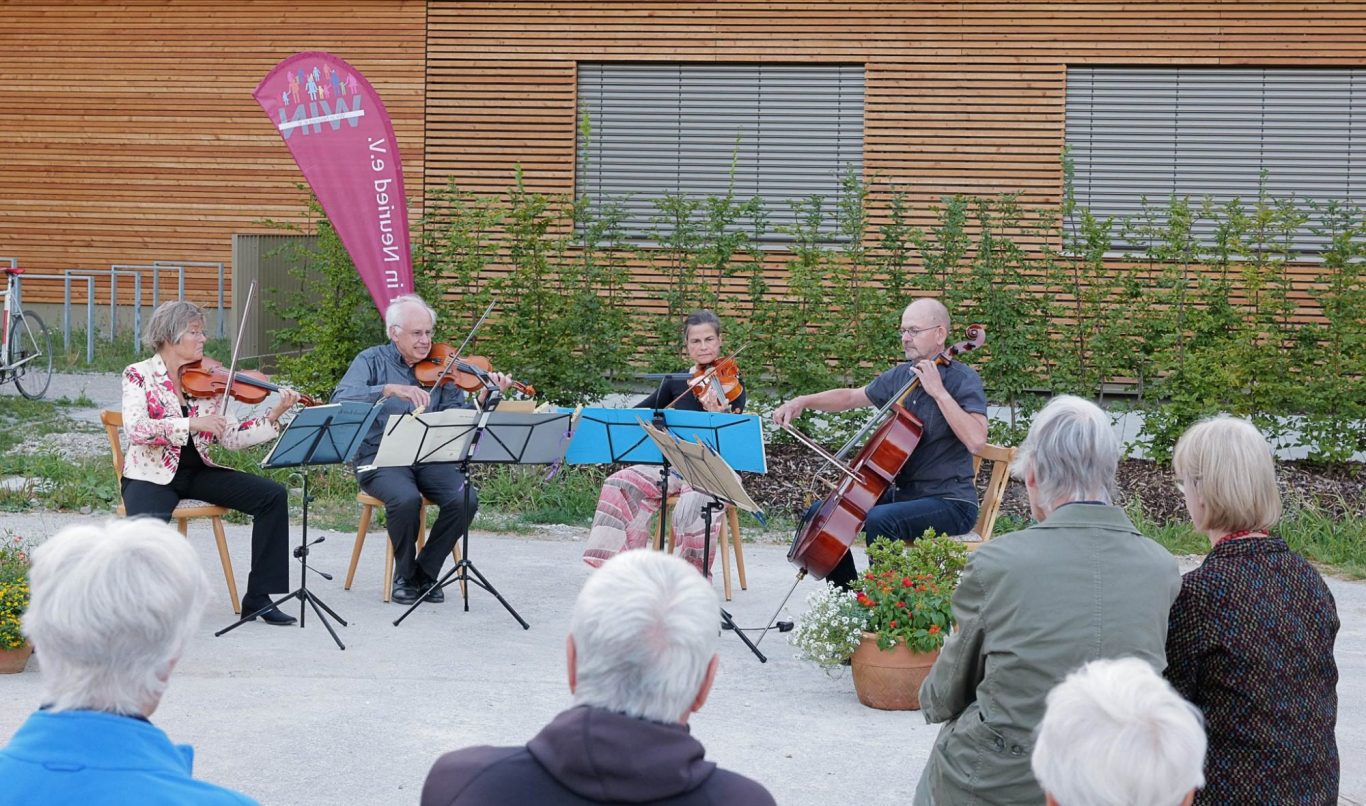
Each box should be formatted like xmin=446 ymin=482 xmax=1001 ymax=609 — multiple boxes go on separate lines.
xmin=415 ymin=343 xmax=536 ymax=398
xmin=786 ymin=325 xmax=986 ymax=579
xmin=689 ymin=357 xmax=744 ymax=409
xmin=179 ymin=357 xmax=319 ymax=407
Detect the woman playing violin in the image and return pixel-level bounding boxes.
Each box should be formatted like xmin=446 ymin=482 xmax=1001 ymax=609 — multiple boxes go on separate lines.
xmin=583 ymin=310 xmax=746 ymax=574
xmin=332 ymin=294 xmax=513 ymax=606
xmin=120 ymin=300 xmax=301 ymax=624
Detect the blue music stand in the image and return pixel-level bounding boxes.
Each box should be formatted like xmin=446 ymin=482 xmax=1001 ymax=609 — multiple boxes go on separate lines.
xmin=215 ymin=401 xmax=383 ymax=650
xmin=563 ymin=408 xmax=766 ymax=473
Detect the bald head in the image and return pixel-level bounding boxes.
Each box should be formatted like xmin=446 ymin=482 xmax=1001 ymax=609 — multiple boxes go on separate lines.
xmin=906 ymin=298 xmax=950 ymax=331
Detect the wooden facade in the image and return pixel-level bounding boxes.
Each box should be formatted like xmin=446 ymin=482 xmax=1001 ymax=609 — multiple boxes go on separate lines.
xmin=3 ymin=1 xmax=1364 ymax=312
xmin=0 ymin=1 xmax=427 ymax=305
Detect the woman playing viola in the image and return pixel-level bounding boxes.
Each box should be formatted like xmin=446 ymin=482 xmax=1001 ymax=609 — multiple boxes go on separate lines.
xmin=119 ymin=300 xmax=300 ymax=625
xmin=582 ymin=310 xmax=745 ymax=574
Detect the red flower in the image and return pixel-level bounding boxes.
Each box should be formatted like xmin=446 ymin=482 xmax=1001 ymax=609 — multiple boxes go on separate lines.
xmin=856 ymin=593 xmax=873 ymax=607
xmin=902 ymin=576 xmax=914 ymax=587
xmin=896 ymin=601 xmax=907 ymax=609
xmin=928 ymin=625 xmax=941 ymax=634
xmin=889 ymin=620 xmax=898 ymax=628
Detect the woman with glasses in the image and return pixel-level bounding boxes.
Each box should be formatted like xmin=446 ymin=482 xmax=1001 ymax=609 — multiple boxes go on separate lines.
xmin=771 ymin=298 xmax=988 ymax=589
xmin=582 ymin=310 xmax=745 ymax=574
xmin=1165 ymin=416 xmax=1339 ymax=804
xmin=120 ymin=299 xmax=300 ymax=625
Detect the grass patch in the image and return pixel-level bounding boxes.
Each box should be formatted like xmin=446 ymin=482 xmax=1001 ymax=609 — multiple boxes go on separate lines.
xmin=57 ymin=332 xmax=236 ymax=373
xmin=472 ymin=464 xmax=608 ymax=528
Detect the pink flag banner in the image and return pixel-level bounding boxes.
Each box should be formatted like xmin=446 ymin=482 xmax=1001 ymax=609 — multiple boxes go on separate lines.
xmin=254 ymin=52 xmax=412 ymax=314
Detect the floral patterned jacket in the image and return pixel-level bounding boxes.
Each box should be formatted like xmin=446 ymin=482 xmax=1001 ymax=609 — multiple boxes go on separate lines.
xmin=120 ymin=354 xmax=279 ymax=484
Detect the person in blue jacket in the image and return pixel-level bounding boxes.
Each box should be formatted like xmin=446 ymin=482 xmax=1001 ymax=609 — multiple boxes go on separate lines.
xmin=0 ymin=518 xmax=257 ymax=805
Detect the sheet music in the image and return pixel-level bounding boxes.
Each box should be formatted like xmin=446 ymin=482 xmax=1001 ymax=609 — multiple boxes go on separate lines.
xmin=638 ymin=418 xmax=761 ymax=513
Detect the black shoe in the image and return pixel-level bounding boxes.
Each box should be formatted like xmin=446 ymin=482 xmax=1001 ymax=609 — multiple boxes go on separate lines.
xmin=392 ymin=576 xmax=420 ymax=605
xmin=421 ymin=578 xmax=445 ymax=604
xmin=241 ymin=595 xmax=297 ymax=626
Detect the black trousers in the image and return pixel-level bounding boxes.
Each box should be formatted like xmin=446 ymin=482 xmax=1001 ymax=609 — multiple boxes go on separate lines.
xmin=358 ymin=462 xmax=475 ymax=583
xmin=121 ymin=466 xmax=291 ymax=597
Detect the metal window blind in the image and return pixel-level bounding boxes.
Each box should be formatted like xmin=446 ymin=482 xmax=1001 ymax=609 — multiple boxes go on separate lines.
xmin=1067 ymin=67 xmax=1363 ymax=254
xmin=577 ymin=63 xmax=865 ymax=243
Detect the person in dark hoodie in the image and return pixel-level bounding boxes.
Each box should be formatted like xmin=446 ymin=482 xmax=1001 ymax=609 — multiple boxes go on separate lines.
xmin=420 ymin=549 xmax=775 ymax=806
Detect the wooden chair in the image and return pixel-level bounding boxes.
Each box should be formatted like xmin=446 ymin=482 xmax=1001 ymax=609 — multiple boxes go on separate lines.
xmin=100 ymin=410 xmax=240 ymax=613
xmin=663 ymin=495 xmax=748 ymax=601
xmin=961 ymin=443 xmax=1017 ymax=551
xmin=344 ymin=492 xmax=462 ymax=601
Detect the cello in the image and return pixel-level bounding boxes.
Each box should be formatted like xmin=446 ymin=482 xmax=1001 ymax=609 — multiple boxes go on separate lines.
xmin=785 ymin=325 xmax=986 ymax=579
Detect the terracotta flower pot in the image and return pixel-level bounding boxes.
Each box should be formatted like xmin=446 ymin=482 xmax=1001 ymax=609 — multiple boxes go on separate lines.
xmin=850 ymin=632 xmax=939 ymax=710
xmin=0 ymin=643 xmax=33 ymax=674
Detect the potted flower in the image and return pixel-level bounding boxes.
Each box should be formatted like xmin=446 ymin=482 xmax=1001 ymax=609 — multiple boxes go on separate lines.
xmin=793 ymin=529 xmax=967 ymax=709
xmin=0 ymin=530 xmax=35 ymax=674
xmin=849 ymin=533 xmax=966 ymax=709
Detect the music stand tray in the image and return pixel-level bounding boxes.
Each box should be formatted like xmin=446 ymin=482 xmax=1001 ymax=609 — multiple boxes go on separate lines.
xmin=215 ymin=402 xmax=383 ymax=651
xmin=384 ymin=408 xmax=578 ymax=630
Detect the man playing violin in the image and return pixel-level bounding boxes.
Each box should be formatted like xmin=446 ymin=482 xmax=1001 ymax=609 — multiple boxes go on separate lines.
xmin=773 ymin=298 xmax=987 ymax=589
xmin=582 ymin=310 xmax=746 ymax=575
xmin=120 ymin=300 xmax=300 ymax=624
xmin=333 ymin=294 xmax=512 ymax=605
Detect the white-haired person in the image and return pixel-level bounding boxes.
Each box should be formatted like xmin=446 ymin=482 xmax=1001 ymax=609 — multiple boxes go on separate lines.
xmin=333 ymin=294 xmax=512 ymax=606
xmin=1165 ymin=416 xmax=1339 ymax=804
xmin=0 ymin=519 xmax=258 ymax=804
xmin=120 ymin=299 xmax=298 ymax=625
xmin=1032 ymin=657 xmax=1207 ymax=806
xmin=914 ymin=395 xmax=1181 ymax=805
xmin=421 ymin=550 xmax=775 ymax=805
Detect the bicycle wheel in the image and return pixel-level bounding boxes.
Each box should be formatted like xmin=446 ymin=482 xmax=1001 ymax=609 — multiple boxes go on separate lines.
xmin=10 ymin=311 xmax=53 ymax=400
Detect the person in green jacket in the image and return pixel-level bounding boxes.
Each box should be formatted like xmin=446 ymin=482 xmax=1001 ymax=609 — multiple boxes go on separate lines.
xmin=914 ymin=395 xmax=1181 ymax=805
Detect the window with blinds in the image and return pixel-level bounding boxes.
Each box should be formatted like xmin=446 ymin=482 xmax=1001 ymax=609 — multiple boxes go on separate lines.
xmin=576 ymin=63 xmax=865 ymax=244
xmin=1066 ymin=67 xmax=1363 ymax=255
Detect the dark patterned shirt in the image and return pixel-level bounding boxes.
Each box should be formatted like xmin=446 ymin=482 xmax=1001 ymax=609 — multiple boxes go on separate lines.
xmin=1165 ymin=536 xmax=1340 ymax=805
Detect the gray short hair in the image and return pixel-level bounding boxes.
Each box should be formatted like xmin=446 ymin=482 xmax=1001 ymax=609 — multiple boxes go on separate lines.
xmin=142 ymin=300 xmax=205 ymax=352
xmin=570 ymin=549 xmax=719 ymax=723
xmin=1011 ymin=394 xmax=1118 ymax=506
xmin=22 ymin=518 xmax=210 ymax=715
xmin=1032 ymin=657 xmax=1206 ymax=806
xmin=385 ymin=294 xmax=436 ymax=337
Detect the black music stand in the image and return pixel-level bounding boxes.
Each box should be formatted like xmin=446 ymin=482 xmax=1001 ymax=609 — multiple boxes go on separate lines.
xmin=638 ymin=419 xmax=768 ymax=663
xmin=380 ymin=405 xmax=578 ymax=630
xmin=215 ymin=401 xmax=382 ymax=651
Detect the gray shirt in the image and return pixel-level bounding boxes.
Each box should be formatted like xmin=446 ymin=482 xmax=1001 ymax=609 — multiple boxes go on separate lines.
xmin=331 ymin=342 xmax=474 ymax=466
xmin=863 ymin=359 xmax=987 ymax=503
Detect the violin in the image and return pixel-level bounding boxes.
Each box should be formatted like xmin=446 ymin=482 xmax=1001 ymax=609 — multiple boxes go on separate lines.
xmin=179 ymin=357 xmax=319 ymax=406
xmin=688 ymin=357 xmax=744 ymax=409
xmin=415 ymin=343 xmax=536 ymax=398
xmin=786 ymin=325 xmax=986 ymax=579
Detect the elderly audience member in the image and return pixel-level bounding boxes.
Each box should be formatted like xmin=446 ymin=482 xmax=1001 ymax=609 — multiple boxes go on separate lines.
xmin=1165 ymin=416 xmax=1339 ymax=804
xmin=421 ymin=550 xmax=775 ymax=805
xmin=1032 ymin=657 xmax=1206 ymax=806
xmin=914 ymin=395 xmax=1181 ymax=805
xmin=0 ymin=519 xmax=257 ymax=804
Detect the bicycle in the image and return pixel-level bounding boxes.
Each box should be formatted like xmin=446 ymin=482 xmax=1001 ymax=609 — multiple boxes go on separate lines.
xmin=1 ymin=264 xmax=54 ymax=400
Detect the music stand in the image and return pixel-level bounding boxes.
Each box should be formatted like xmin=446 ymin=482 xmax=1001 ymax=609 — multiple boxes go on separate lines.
xmin=376 ymin=406 xmax=578 ymax=630
xmin=215 ymin=401 xmax=383 ymax=651
xmin=637 ymin=418 xmax=768 ymax=663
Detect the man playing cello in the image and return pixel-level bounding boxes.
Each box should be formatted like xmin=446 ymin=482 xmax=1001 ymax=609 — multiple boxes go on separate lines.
xmin=772 ymin=298 xmax=988 ymax=589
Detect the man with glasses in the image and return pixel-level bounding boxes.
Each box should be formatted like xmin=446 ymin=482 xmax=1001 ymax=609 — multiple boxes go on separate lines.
xmin=772 ymin=298 xmax=987 ymax=588
xmin=333 ymin=294 xmax=510 ymax=605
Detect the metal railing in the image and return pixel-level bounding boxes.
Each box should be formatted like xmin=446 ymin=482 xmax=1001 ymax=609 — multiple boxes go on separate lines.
xmin=0 ymin=257 xmax=227 ymax=363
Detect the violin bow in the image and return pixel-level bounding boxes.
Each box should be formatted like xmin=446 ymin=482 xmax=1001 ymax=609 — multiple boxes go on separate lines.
xmin=217 ymin=280 xmax=255 ymax=418
xmin=664 ymin=343 xmax=749 ymax=410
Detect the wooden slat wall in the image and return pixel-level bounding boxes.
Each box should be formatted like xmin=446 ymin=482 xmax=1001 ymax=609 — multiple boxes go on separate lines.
xmin=0 ymin=1 xmax=426 ymax=307
xmin=424 ymin=1 xmax=1366 ymax=317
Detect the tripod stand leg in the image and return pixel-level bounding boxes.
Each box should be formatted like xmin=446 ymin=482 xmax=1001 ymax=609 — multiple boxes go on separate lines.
xmin=462 ymin=561 xmax=530 ymax=630
xmin=302 ymin=591 xmax=346 ymax=650
xmin=214 ymin=591 xmax=300 ymax=638
xmin=722 ymin=608 xmax=767 ymax=663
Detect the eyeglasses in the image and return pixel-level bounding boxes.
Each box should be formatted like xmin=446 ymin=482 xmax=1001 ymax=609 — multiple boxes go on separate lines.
xmin=898 ymin=325 xmax=938 ymax=338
